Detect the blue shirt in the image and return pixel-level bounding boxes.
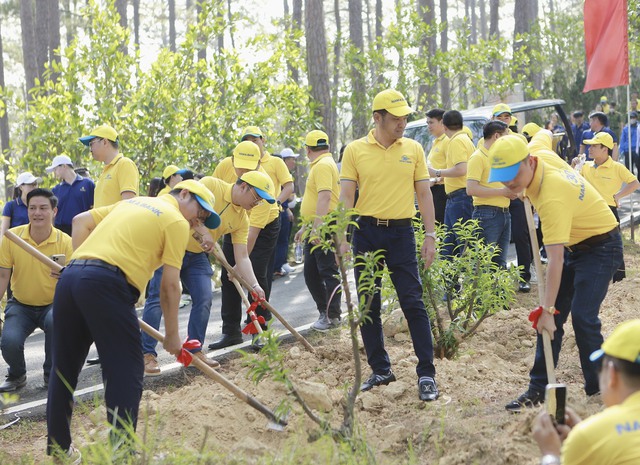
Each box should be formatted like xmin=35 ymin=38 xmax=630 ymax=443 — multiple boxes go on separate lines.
xmin=581 ymin=127 xmax=617 ymax=159
xmin=1 ymin=197 xmax=29 ymax=228
xmin=52 ymin=175 xmax=95 ymax=227
xmin=619 ymin=123 xmax=638 ymax=155
xmin=571 ymin=122 xmax=589 ymax=148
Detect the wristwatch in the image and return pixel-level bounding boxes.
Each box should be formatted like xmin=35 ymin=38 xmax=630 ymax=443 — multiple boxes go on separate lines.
xmin=540 ymin=455 xmax=561 ymax=465
xmin=545 ymin=305 xmax=557 ymax=315
xmin=424 ymin=231 xmax=437 ymax=240
xmin=435 ymin=169 xmax=441 ymax=178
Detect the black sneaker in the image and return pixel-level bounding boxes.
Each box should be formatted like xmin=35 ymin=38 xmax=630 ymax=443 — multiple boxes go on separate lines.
xmin=360 ymin=371 xmax=396 ymax=392
xmin=505 ymin=389 xmax=544 ymax=412
xmin=418 ymin=377 xmax=439 ymax=401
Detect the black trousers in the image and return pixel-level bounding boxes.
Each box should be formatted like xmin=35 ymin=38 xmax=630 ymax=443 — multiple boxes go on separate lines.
xmin=610 ymin=206 xmax=626 ymax=282
xmin=219 ymin=217 xmax=280 ymax=335
xmin=303 ymin=240 xmax=341 ymax=319
xmin=509 ymin=198 xmax=532 ymax=281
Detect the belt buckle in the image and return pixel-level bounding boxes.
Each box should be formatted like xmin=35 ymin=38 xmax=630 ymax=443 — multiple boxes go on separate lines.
xmin=376 ymin=218 xmax=389 ymax=227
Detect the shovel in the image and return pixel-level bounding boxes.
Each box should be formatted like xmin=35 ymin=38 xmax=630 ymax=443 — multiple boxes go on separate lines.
xmin=522 ymin=199 xmax=557 ymax=384
xmin=3 ymin=230 xmax=287 ymax=430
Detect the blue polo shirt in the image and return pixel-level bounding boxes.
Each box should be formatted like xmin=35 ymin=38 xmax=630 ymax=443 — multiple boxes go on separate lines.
xmin=1 ymin=197 xmax=29 ymax=228
xmin=581 ymin=127 xmax=618 ymax=159
xmin=52 ymin=175 xmax=95 ymax=227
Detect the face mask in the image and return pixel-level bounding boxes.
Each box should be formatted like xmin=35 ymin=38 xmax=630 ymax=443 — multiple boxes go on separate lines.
xmin=631 ymin=119 xmax=638 ymax=124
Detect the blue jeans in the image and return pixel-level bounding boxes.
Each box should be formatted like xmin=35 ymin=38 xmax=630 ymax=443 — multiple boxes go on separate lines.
xmin=141 ymin=251 xmax=213 ymax=355
xmin=442 ymin=189 xmax=473 ymax=260
xmin=1 ymin=298 xmax=53 ymax=379
xmin=472 ymin=206 xmax=511 ymax=268
xmin=353 ymin=220 xmax=436 ymax=379
xmin=273 ymin=210 xmax=292 ymax=272
xmin=47 ymin=261 xmax=142 ymax=454
xmin=528 ymin=233 xmax=623 ymax=395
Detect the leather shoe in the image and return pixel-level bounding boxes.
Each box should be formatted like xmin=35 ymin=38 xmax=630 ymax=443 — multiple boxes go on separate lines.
xmin=418 ymin=377 xmax=439 ymax=401
xmin=250 ymin=334 xmax=265 ymax=352
xmin=505 ymin=389 xmax=543 ymax=412
xmin=0 ymin=374 xmax=27 ymax=393
xmin=208 ymin=334 xmax=243 ymax=350
xmin=518 ymin=281 xmax=531 ymax=293
xmin=360 ymin=371 xmax=396 ymax=392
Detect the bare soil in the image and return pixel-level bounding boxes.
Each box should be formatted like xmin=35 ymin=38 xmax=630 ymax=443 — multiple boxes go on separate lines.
xmin=2 ymin=242 xmax=639 ymax=465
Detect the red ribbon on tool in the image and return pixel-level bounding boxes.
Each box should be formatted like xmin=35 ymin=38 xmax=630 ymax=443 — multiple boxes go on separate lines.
xmin=176 ymin=338 xmax=202 ymax=367
xmin=528 ymin=306 xmax=560 ymax=330
xmin=242 ymin=297 xmax=267 ymax=335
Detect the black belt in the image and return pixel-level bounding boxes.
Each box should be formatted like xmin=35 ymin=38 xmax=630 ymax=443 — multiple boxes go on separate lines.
xmin=358 ymin=216 xmax=412 ymax=227
xmin=447 ymin=188 xmax=466 ymax=199
xmin=565 ymin=227 xmax=619 ymax=253
xmin=67 ymin=259 xmax=122 ymax=274
xmin=475 ymin=205 xmax=510 ymax=213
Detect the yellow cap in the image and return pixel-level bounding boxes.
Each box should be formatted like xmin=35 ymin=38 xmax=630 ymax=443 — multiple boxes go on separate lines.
xmin=590 ymin=319 xmax=640 ymax=364
xmin=600 ymin=95 xmax=608 ymax=102
xmin=305 ymin=130 xmax=330 ymax=147
xmin=583 ymin=132 xmax=614 ymax=150
xmin=79 ymin=124 xmax=119 ymax=145
xmin=510 ymin=115 xmax=518 ymax=126
xmin=240 ymin=125 xmax=264 ymax=140
xmin=492 ymin=103 xmax=512 ymax=116
xmin=488 ymin=135 xmax=529 ymax=183
xmin=163 ymin=165 xmax=180 ymax=179
xmin=232 ymin=141 xmax=261 ymax=170
xmin=173 ymin=179 xmax=221 ymax=229
xmin=239 ymin=171 xmax=275 ymax=204
xmin=522 ymin=122 xmax=542 ymax=138
xmin=372 ymin=89 xmax=414 ymax=116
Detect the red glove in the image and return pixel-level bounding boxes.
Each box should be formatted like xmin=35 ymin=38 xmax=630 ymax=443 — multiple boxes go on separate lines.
xmin=176 ymin=338 xmax=202 ymax=367
xmin=528 ymin=306 xmax=560 ymax=330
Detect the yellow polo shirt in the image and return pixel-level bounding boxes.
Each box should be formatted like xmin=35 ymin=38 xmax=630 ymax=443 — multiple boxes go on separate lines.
xmin=340 ymin=130 xmax=429 ymax=219
xmin=158 ymin=185 xmax=171 ymax=196
xmin=466 ymin=146 xmax=509 ymax=208
xmin=300 ymin=153 xmax=340 ymax=221
xmin=213 ymin=158 xmax=279 ymax=229
xmin=260 ymin=151 xmax=293 ymax=198
xmin=74 ymin=195 xmax=189 ymax=294
xmin=94 ymin=153 xmax=140 ymax=208
xmin=525 ymin=162 xmax=618 ymax=246
xmin=528 ymin=130 xmax=553 ymax=154
xmin=0 ymin=225 xmax=72 ymax=306
xmin=580 ymin=158 xmax=638 ymax=207
xmin=199 ymin=176 xmax=250 ymax=244
xmin=444 ymin=131 xmax=475 ymax=194
xmin=427 ymin=133 xmax=449 ymax=170
xmin=562 ymin=390 xmax=640 ymax=465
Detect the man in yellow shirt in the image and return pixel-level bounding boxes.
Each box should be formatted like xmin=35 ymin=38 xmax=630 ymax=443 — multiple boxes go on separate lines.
xmin=339 ymin=89 xmax=439 ymax=401
xmin=532 ymin=319 xmax=640 ymax=465
xmin=294 ymin=130 xmax=341 ymax=332
xmin=429 ymin=110 xmax=474 ymax=264
xmin=426 ymin=108 xmax=449 ymax=223
xmin=580 ymin=132 xmax=639 ymax=282
xmin=466 ymin=121 xmax=517 ymax=268
xmin=488 ymin=135 xmax=623 ymax=411
xmin=46 ymin=180 xmax=219 ymax=460
xmin=0 ymin=189 xmax=72 ymax=392
xmin=79 ymin=124 xmax=139 ymax=208
xmin=209 ymin=143 xmax=279 ymax=350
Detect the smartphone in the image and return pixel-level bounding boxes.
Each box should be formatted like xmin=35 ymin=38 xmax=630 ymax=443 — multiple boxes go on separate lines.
xmin=51 ymin=254 xmax=66 ymax=267
xmin=545 ymin=383 xmax=567 ymax=425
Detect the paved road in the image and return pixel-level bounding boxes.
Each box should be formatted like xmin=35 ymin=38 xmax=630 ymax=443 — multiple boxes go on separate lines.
xmin=1 ymin=263 xmax=320 ymax=421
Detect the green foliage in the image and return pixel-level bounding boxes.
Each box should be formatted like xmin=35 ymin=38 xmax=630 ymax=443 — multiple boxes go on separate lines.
xmin=416 ymin=219 xmax=519 ymax=359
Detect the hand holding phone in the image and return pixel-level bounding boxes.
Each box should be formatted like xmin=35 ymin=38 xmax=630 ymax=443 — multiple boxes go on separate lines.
xmin=545 ymin=383 xmax=567 ymax=425
xmin=51 ymin=254 xmax=66 ymax=267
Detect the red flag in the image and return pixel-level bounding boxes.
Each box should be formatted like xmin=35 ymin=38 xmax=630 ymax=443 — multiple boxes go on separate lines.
xmin=583 ymin=0 xmax=629 ymax=92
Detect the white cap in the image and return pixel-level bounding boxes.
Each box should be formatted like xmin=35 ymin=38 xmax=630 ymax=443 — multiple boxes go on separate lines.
xmin=45 ymin=155 xmax=74 ymax=173
xmin=16 ymin=172 xmax=43 ymax=187
xmin=280 ymin=148 xmax=298 ymax=159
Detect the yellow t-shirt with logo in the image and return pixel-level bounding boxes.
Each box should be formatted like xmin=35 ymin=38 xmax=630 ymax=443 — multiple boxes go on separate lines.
xmin=466 ymin=146 xmax=510 ymax=208
xmin=444 ymin=131 xmax=475 ymax=194
xmin=260 ymin=152 xmax=293 ymax=199
xmin=300 ymin=153 xmax=340 ymax=221
xmin=94 ymin=153 xmax=140 ymax=208
xmin=213 ymin=157 xmax=278 ymax=229
xmin=525 ymin=162 xmax=618 ymax=246
xmin=561 ymin=390 xmax=640 ymax=465
xmin=199 ymin=176 xmax=250 ymax=244
xmin=580 ymin=157 xmax=638 ymax=207
xmin=74 ymin=195 xmax=189 ymax=294
xmin=340 ymin=130 xmax=429 ymax=219
xmin=158 ymin=185 xmax=171 ymax=196
xmin=0 ymin=225 xmax=72 ymax=306
xmin=427 ymin=133 xmax=449 ymax=170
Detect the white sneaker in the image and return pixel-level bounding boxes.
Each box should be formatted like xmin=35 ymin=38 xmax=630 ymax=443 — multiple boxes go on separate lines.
xmin=282 ymin=263 xmax=295 ymax=273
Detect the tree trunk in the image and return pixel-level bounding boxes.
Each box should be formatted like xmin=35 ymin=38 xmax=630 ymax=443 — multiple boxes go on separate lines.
xmin=417 ymin=0 xmax=437 ymax=110
xmin=291 ymin=0 xmax=302 ymax=84
xmin=332 ymin=0 xmax=341 ymax=143
xmin=35 ymin=0 xmax=48 ymax=84
xmin=48 ymin=0 xmax=61 ymax=83
xmin=348 ymin=0 xmax=367 ymax=138
xmin=0 ymin=17 xmax=12 ymax=201
xmin=514 ymin=0 xmax=540 ymax=96
xmin=196 ymin=1 xmax=206 ymax=62
xmin=479 ymin=0 xmax=486 ymax=41
xmin=305 ymin=0 xmax=335 ymax=146
xmin=133 ymin=0 xmax=141 ymax=48
xmin=115 ymin=0 xmax=127 ymax=29
xmin=439 ymin=0 xmax=450 ymax=107
xmin=20 ymin=0 xmax=38 ymax=95
xmin=489 ymin=0 xmax=499 ymax=74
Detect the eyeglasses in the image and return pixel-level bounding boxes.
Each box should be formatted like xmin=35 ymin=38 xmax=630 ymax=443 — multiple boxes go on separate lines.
xmin=250 ymin=188 xmax=263 ymax=205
